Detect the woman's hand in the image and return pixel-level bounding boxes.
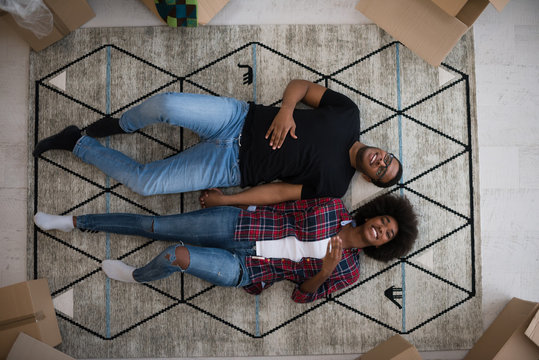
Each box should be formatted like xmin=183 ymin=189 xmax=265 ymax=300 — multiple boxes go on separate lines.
xmin=321 ymin=236 xmax=343 ymax=276
xmin=199 ymin=188 xmax=225 ymax=208
xmin=265 ymin=107 xmax=297 ymax=149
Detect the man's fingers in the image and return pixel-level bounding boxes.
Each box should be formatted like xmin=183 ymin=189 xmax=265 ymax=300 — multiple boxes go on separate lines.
xmin=265 ymin=126 xmax=274 ymax=139
xmin=290 ymin=127 xmax=297 ymax=139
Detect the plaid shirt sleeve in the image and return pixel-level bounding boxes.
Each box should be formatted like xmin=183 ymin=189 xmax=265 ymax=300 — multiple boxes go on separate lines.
xmin=264 ymin=197 xmax=335 ymax=213
xmin=291 ymin=250 xmax=361 ymax=303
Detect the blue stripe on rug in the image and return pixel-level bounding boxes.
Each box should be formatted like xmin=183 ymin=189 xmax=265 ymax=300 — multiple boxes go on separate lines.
xmin=105 ymin=46 xmax=112 ymax=339
xmin=396 ymin=43 xmax=406 ymax=333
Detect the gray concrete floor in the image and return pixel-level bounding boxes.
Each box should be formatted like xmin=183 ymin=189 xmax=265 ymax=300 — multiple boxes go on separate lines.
xmin=1 ymin=0 xmax=538 ymax=359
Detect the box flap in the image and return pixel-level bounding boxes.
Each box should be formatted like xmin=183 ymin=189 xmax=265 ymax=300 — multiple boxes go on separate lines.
xmin=360 ymin=335 xmax=422 ymax=360
xmin=464 ymin=297 xmax=539 ymax=359
xmin=356 ymin=0 xmax=469 ymax=67
xmin=430 ymin=0 xmax=468 ymax=16
xmin=7 ymin=333 xmax=75 ymax=360
xmin=198 ymin=0 xmax=230 ymax=25
xmin=488 ymin=0 xmax=510 ymax=12
xmin=525 ymin=309 xmax=539 ymax=347
xmin=456 ymin=0 xmax=490 ymax=27
xmin=27 ymin=279 xmax=62 ymax=347
xmin=0 ymin=281 xmax=36 ymax=322
xmin=43 ymin=0 xmax=95 ymax=33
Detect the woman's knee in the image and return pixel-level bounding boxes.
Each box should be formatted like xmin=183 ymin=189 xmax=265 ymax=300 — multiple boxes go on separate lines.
xmin=163 ymin=245 xmax=190 ymax=270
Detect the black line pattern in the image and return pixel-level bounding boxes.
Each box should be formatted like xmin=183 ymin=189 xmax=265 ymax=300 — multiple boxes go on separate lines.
xmin=33 ymin=41 xmax=477 ymax=340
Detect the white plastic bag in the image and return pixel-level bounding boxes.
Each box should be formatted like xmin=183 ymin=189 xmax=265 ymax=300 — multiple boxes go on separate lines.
xmin=0 ymin=0 xmax=53 ymax=38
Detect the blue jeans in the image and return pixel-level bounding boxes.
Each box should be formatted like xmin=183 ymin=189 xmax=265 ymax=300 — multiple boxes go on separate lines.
xmin=73 ymin=93 xmax=249 ymax=195
xmin=76 ymin=206 xmax=254 ymax=287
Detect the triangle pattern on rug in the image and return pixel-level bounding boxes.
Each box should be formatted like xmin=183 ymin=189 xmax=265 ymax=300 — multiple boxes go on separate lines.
xmin=48 ymin=71 xmax=66 ymax=91
xmin=439 ymin=67 xmax=458 ymax=87
xmin=53 ymin=288 xmax=74 ymax=318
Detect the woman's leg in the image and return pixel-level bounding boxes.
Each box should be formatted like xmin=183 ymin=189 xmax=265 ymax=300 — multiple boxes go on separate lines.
xmin=74 ymin=206 xmax=248 ymax=249
xmin=72 ymin=134 xmax=241 ymax=195
xmin=120 ymin=93 xmax=249 ymax=141
xmin=104 ymin=244 xmax=252 ymax=288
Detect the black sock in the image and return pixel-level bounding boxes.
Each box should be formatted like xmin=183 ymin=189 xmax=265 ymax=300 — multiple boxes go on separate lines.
xmin=85 ymin=115 xmax=126 ymax=138
xmin=33 ymin=125 xmax=81 ymax=157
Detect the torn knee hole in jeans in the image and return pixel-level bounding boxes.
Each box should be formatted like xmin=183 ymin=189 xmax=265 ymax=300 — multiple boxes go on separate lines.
xmin=165 ymin=245 xmax=189 ymax=270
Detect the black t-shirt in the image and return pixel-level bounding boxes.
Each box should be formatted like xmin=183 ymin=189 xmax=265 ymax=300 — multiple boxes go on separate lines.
xmin=239 ymin=89 xmax=360 ymax=199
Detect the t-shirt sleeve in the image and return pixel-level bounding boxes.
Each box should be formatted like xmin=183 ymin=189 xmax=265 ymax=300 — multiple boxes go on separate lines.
xmin=300 ymin=175 xmax=350 ymax=199
xmin=319 ymin=89 xmax=358 ymax=110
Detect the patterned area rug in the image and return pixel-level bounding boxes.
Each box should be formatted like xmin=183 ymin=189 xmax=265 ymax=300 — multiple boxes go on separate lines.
xmin=28 ymin=25 xmax=481 ymax=358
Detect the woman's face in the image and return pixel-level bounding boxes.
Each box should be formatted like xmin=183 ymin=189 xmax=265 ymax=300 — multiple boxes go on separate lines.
xmin=362 ymin=215 xmax=398 ymax=247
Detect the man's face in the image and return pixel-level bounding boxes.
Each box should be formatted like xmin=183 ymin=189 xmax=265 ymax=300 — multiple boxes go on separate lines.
xmin=355 ymin=145 xmax=399 ymax=184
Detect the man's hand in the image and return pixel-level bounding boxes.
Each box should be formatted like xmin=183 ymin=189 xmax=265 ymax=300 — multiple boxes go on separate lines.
xmin=265 ymin=107 xmax=298 ymax=150
xmin=321 ymin=236 xmax=343 ymax=276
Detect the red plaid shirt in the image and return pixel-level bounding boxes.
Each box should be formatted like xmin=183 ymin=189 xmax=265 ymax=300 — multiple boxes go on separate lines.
xmin=236 ymin=198 xmax=361 ymax=303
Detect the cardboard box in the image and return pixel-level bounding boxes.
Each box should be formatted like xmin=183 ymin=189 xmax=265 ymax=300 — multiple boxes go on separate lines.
xmin=198 ymin=0 xmax=229 ymax=25
xmin=7 ymin=333 xmax=74 ymax=360
xmin=356 ymin=0 xmax=510 ymax=67
xmin=0 ymin=0 xmax=95 ymax=52
xmin=0 ymin=279 xmax=61 ymax=359
xmin=140 ymin=0 xmax=229 ymax=26
xmin=525 ymin=309 xmax=539 ymax=346
xmin=463 ymin=297 xmax=539 ymax=360
xmin=359 ymin=334 xmax=422 ymax=360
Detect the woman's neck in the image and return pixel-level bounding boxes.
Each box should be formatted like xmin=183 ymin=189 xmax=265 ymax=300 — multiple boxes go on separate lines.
xmin=338 ymin=223 xmax=369 ymax=249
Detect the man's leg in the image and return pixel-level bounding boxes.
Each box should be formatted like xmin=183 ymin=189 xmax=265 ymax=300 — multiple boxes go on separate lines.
xmin=73 ymin=134 xmax=241 ymax=195
xmin=90 ymin=93 xmax=248 ymax=140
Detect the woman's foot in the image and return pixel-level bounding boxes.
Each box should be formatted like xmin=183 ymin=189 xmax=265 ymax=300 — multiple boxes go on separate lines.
xmin=33 ymin=125 xmax=81 ymax=157
xmin=102 ymin=260 xmax=137 ymax=283
xmin=34 ymin=212 xmax=74 ymax=232
xmin=199 ymin=188 xmax=225 ymax=208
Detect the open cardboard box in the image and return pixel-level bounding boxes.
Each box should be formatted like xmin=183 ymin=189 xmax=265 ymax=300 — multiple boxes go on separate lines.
xmin=0 ymin=0 xmax=94 ymax=52
xmin=356 ymin=0 xmax=510 ymax=67
xmin=7 ymin=333 xmax=74 ymax=360
xmin=0 ymin=279 xmax=61 ymax=359
xmin=359 ymin=334 xmax=422 ymax=360
xmin=464 ymin=297 xmax=539 ymax=359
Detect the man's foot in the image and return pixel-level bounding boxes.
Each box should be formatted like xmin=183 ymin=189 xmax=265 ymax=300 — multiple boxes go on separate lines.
xmin=199 ymin=188 xmax=225 ymax=208
xmin=33 ymin=125 xmax=81 ymax=157
xmin=34 ymin=212 xmax=74 ymax=232
xmin=85 ymin=115 xmax=126 ymax=138
xmin=102 ymin=260 xmax=137 ymax=283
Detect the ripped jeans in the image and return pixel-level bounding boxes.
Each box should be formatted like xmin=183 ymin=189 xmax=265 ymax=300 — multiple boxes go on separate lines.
xmin=75 ymin=206 xmax=254 ymax=287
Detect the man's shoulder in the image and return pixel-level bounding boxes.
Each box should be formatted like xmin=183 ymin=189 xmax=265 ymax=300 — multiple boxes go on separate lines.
xmin=320 ymin=89 xmax=359 ymax=111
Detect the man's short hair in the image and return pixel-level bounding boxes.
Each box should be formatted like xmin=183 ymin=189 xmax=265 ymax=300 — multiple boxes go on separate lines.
xmin=352 ymin=194 xmax=418 ymax=262
xmin=372 ymin=158 xmax=403 ymax=188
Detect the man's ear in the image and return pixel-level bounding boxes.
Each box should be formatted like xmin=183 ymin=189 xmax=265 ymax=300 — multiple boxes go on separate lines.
xmin=361 ymin=173 xmax=372 ymax=183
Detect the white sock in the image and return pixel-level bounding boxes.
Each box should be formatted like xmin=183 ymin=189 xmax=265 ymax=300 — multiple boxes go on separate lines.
xmin=34 ymin=212 xmax=74 ymax=232
xmin=102 ymin=260 xmax=137 ymax=283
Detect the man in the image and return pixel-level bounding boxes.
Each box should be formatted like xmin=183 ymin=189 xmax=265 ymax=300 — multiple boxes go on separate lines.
xmin=34 ymin=79 xmax=402 ymax=205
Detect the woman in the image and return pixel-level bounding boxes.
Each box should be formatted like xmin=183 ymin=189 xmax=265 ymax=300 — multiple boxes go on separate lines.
xmin=34 ymin=194 xmax=417 ymax=303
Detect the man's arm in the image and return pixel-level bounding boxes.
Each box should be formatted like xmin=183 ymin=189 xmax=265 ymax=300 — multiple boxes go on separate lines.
xmin=265 ymin=79 xmax=327 ymax=149
xmin=200 ymin=182 xmax=303 ymax=208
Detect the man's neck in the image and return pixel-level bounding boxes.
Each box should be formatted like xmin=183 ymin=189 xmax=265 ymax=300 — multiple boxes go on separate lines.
xmin=349 ymin=141 xmax=365 ymax=169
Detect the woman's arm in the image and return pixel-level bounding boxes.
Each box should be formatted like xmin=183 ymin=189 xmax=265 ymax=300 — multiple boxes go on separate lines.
xmin=200 ymin=183 xmax=303 ymax=208
xmin=298 ymin=236 xmax=343 ymax=294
